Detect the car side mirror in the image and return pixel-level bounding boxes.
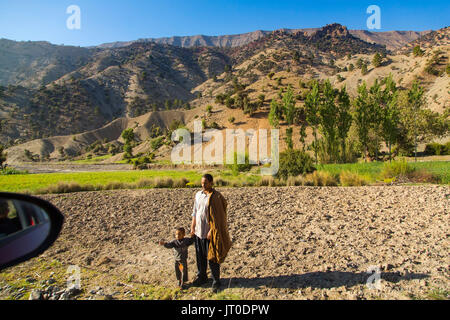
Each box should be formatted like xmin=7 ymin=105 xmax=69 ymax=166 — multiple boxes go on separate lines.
xmin=0 ymin=192 xmax=64 ymax=271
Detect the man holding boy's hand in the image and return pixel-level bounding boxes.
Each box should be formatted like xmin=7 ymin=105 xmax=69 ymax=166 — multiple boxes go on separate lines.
xmin=191 ymin=174 xmax=231 ymax=293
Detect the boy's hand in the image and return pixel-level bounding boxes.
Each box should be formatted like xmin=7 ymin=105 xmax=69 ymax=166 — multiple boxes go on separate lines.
xmin=207 ymin=230 xmax=211 ymax=240
xmin=158 ymin=240 xmax=166 ymax=246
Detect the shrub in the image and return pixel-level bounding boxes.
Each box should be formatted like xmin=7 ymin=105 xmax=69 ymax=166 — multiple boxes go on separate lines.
xmin=37 ymin=182 xmax=96 ymax=194
xmin=277 ymin=149 xmax=315 ymax=179
xmin=0 ymin=167 xmax=29 ymax=175
xmin=285 ymin=175 xmax=304 ymax=186
xmin=413 ymin=45 xmax=424 ymax=57
xmin=214 ymin=178 xmax=229 ymax=187
xmin=339 ymin=171 xmax=368 ymax=186
xmin=303 ymin=171 xmax=338 ymax=186
xmin=424 ymin=143 xmax=448 ymax=156
xmin=154 ymin=178 xmax=173 ymax=188
xmin=132 ymin=156 xmax=152 ymax=169
xmin=136 ymin=178 xmax=154 ymax=188
xmin=151 ymin=137 xmax=165 ymax=151
xmin=227 ymin=152 xmax=252 ymax=175
xmin=257 ymin=176 xmax=276 ymax=187
xmin=380 ymin=159 xmax=414 ymax=180
xmin=173 ymin=178 xmax=189 ymax=188
xmin=408 ymin=169 xmax=440 ymax=184
xmin=105 ymin=181 xmax=128 ymax=190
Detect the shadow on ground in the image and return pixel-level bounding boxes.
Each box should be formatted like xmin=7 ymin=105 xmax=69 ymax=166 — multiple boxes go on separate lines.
xmin=218 ymin=271 xmax=429 ymax=290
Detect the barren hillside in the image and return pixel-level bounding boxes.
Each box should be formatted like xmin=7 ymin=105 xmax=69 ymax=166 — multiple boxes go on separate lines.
xmin=2 ymin=24 xmax=449 ymax=163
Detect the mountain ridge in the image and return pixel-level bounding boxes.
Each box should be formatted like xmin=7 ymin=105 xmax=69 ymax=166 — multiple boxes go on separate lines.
xmin=1 ymin=23 xmax=448 ymax=162
xmin=95 ymin=28 xmax=432 ymax=51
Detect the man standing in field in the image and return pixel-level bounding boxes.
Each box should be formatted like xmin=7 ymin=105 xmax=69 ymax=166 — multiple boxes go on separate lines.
xmin=190 ymin=174 xmax=232 ymax=292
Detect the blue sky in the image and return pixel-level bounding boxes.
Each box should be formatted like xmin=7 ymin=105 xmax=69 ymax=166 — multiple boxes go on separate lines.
xmin=0 ymin=0 xmax=448 ymax=47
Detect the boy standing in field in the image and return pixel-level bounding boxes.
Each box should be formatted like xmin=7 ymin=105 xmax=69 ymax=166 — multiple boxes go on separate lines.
xmin=158 ymin=227 xmax=194 ymax=289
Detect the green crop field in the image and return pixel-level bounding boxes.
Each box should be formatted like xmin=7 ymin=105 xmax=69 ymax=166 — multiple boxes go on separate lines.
xmin=0 ymin=170 xmax=203 ymax=193
xmin=319 ymin=161 xmax=450 ymax=184
xmin=1 ymin=160 xmax=448 ymax=194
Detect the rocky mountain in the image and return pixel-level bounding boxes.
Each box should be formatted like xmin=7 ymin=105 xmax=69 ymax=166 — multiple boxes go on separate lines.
xmin=0 ymin=41 xmax=231 ymax=144
xmin=96 ymin=28 xmax=430 ymax=51
xmin=1 ymin=23 xmax=448 ymax=162
xmin=0 ymin=39 xmax=95 ymax=88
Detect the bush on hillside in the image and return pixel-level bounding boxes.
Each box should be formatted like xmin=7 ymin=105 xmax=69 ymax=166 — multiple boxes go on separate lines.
xmin=277 ymin=149 xmax=315 ymax=179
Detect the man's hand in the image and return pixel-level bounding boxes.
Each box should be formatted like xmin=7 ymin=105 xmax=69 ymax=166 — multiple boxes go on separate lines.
xmin=158 ymin=240 xmax=166 ymax=246
xmin=207 ymin=230 xmax=211 ymax=240
xmin=191 ymin=216 xmax=196 ymax=238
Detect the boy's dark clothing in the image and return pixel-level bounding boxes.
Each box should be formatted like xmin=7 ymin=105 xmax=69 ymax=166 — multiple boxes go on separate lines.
xmin=164 ymin=237 xmax=194 ymax=284
xmin=194 ymin=235 xmax=220 ymax=286
xmin=174 ymin=260 xmax=188 ymax=283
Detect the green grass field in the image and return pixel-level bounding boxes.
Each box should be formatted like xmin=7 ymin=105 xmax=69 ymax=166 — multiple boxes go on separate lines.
xmin=0 ymin=170 xmax=203 ymax=193
xmin=1 ymin=160 xmax=448 ymax=194
xmin=319 ymin=161 xmax=450 ymax=184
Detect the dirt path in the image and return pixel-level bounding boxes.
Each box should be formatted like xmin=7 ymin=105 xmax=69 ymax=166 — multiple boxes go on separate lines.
xmin=2 ymin=185 xmax=449 ymax=300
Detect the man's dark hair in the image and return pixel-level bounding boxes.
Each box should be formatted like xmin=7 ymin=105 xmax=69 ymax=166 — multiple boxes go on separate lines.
xmin=202 ymin=174 xmax=213 ymax=183
xmin=176 ymin=227 xmax=185 ymax=234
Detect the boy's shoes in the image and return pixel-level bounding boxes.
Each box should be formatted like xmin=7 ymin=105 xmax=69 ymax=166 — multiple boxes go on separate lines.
xmin=211 ymin=281 xmax=221 ymax=293
xmin=192 ymin=277 xmax=208 ymax=287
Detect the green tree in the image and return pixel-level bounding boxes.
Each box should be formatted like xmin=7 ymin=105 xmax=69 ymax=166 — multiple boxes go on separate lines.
xmin=121 ymin=128 xmax=135 ymax=143
xmin=397 ymin=88 xmax=448 ymax=158
xmin=283 ymin=85 xmax=295 ymax=125
xmin=305 ymin=81 xmax=321 ymax=164
xmin=318 ymin=80 xmax=339 ymax=163
xmin=58 ymin=146 xmax=65 ymax=158
xmin=123 ymin=143 xmax=133 ymax=159
xmin=165 ymin=100 xmax=172 ymax=110
xmin=372 ymin=53 xmax=382 ymax=68
xmin=413 ymin=45 xmax=424 ymax=57
xmin=268 ymin=98 xmax=282 ymax=128
xmin=225 ymin=96 xmax=234 ymax=109
xmin=299 ymin=124 xmax=307 ymax=152
xmin=257 ymin=94 xmax=265 ymax=109
xmin=408 ymin=81 xmax=425 ymax=162
xmin=361 ymin=63 xmax=368 ymax=76
xmin=368 ymin=79 xmax=384 ymax=161
xmin=354 ymin=82 xmax=373 ymax=161
xmin=356 ymin=58 xmax=364 ymax=69
xmin=336 ymin=86 xmax=353 ymax=163
xmin=277 ymin=149 xmax=315 ymax=179
xmin=285 ymin=127 xmax=293 ymax=150
xmin=380 ymin=75 xmax=400 ymax=162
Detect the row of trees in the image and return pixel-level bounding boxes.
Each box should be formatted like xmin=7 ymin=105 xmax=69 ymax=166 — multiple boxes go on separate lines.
xmin=268 ymin=75 xmax=449 ymax=164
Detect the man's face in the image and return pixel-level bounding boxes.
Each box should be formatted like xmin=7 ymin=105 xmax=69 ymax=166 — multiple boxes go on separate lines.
xmin=175 ymin=230 xmax=184 ymax=240
xmin=201 ymin=177 xmax=212 ymax=192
